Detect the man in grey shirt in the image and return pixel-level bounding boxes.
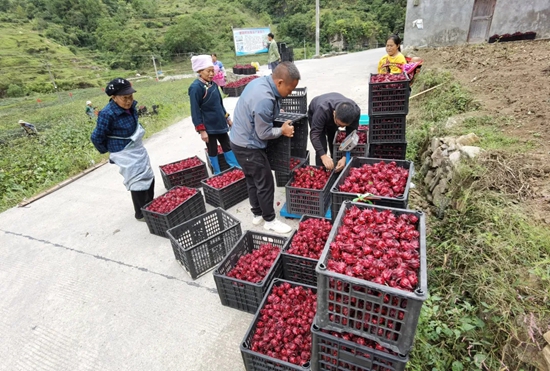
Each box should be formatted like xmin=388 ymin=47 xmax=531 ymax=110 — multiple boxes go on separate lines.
xmin=230 ymin=62 xmax=299 ymax=234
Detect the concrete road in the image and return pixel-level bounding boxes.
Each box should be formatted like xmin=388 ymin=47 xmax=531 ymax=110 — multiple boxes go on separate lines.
xmin=0 ymin=48 xmax=385 ymax=371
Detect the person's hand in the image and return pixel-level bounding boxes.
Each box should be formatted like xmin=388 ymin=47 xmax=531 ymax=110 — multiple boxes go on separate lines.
xmin=281 ymin=120 xmax=294 ymax=138
xmin=335 ymin=156 xmax=347 ymax=172
xmin=321 ymin=154 xmax=334 ymax=170
xmin=200 ymin=131 xmax=209 ymax=143
xmin=227 ymin=118 xmax=233 ymax=127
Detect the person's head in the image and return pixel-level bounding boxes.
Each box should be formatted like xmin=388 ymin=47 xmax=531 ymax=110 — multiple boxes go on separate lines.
xmin=267 ymin=32 xmax=274 ymax=41
xmin=334 ymin=102 xmax=359 ymax=127
xmin=191 ymin=55 xmax=215 ymax=82
xmin=86 ymin=100 xmax=92 ymax=106
xmin=211 ymin=54 xmax=218 ymax=63
xmin=272 ymin=62 xmax=300 ymax=98
xmin=18 ymin=119 xmax=25 ymax=126
xmin=386 ymin=34 xmax=402 ymax=56
xmin=105 ymin=78 xmax=136 ymax=110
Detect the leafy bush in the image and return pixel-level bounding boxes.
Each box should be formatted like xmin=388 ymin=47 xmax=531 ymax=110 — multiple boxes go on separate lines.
xmin=6 ymin=84 xmax=25 ymax=98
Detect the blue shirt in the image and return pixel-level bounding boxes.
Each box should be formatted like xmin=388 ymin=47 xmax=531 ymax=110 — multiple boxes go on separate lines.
xmin=188 ymin=79 xmax=228 ymax=134
xmin=230 ymin=76 xmax=282 ymax=149
xmin=213 ymin=60 xmax=224 ymax=71
xmin=91 ymin=99 xmax=138 ymax=154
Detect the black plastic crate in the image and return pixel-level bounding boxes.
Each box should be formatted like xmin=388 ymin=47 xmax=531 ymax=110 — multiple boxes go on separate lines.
xmin=267 ymin=113 xmax=309 ymax=172
xmin=223 ymin=85 xmax=245 ymax=97
xmin=240 ymin=278 xmax=316 ymax=371
xmin=368 ymin=116 xmax=407 ymax=143
xmin=274 ymin=151 xmax=310 ymax=187
xmin=368 ymin=73 xmax=410 ymax=116
xmin=281 ymin=214 xmax=332 ymax=286
xmin=332 ymin=129 xmax=369 ymax=162
xmin=201 ymin=167 xmax=248 ymax=210
xmin=166 ymin=208 xmax=242 ymax=279
xmin=142 ymin=188 xmax=206 ymax=238
xmin=311 ymin=323 xmax=408 ymax=371
xmin=368 ymin=143 xmax=407 ymax=160
xmin=315 ymin=201 xmax=428 ymax=354
xmin=160 ymin=156 xmax=208 ymax=189
xmin=213 ymin=231 xmax=287 ymax=314
xmin=204 ymin=148 xmax=230 ymax=174
xmin=286 ymin=167 xmax=338 ymax=217
xmin=330 ymin=157 xmax=413 ymax=219
xmin=281 ymin=87 xmax=307 ymax=114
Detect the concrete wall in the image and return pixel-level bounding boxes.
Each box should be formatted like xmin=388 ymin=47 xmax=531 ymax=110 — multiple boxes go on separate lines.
xmin=404 ymin=0 xmax=550 ymax=48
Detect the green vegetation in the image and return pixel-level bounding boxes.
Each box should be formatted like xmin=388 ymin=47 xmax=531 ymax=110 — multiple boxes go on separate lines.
xmin=406 ymin=70 xmax=550 ymax=370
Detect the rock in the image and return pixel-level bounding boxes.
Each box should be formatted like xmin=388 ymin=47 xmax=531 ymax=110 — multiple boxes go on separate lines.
xmin=544 ymin=331 xmax=550 ymax=345
xmin=460 ymin=146 xmax=483 ymax=159
xmin=424 ymin=170 xmax=434 ymax=186
xmin=431 ymin=147 xmax=444 ymax=167
xmin=456 ymin=133 xmax=480 ymax=146
xmin=543 ymin=346 xmax=550 ymax=370
xmin=449 ymin=151 xmax=461 ymax=165
xmin=445 ymin=117 xmax=459 ymax=129
xmin=442 ymin=149 xmax=448 ymax=156
xmin=438 ymin=177 xmax=448 ymax=191
xmin=431 ymin=137 xmax=441 ymax=153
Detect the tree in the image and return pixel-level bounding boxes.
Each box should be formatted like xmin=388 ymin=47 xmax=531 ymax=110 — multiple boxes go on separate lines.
xmin=164 ymin=14 xmax=213 ymax=54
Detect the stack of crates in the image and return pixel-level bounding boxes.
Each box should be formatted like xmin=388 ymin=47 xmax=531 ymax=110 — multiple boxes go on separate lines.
xmin=367 ymin=73 xmax=410 ymax=160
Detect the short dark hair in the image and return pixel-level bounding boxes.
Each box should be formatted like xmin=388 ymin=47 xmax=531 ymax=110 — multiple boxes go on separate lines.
xmin=267 ymin=33 xmax=274 ymax=38
xmin=387 ymin=34 xmax=402 ymax=52
xmin=335 ymin=102 xmax=359 ymax=125
xmin=211 ymin=53 xmax=217 ymax=57
xmin=273 ymin=62 xmax=301 ymax=83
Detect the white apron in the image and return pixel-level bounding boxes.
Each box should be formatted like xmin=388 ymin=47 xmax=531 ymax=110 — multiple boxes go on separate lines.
xmin=108 ymin=124 xmax=154 ymax=191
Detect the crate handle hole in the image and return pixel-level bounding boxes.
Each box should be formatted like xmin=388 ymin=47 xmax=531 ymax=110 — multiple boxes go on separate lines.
xmin=318 ymin=263 xmax=326 ymax=270
xmin=414 ymin=288 xmax=424 ymax=296
xmin=301 ymin=361 xmax=310 ymax=368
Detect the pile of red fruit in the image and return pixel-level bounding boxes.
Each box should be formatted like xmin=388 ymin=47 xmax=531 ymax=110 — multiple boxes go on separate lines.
xmin=287 ymin=218 xmax=332 ymax=259
xmin=146 ymin=187 xmax=197 ymax=214
xmin=225 ymin=75 xmax=259 ymax=88
xmin=234 ymin=64 xmax=254 ymax=69
xmin=338 ymin=161 xmax=408 ymax=198
xmin=370 ymin=74 xmax=408 ymax=83
xmin=161 ymin=157 xmax=202 ymax=175
xmin=251 ymin=282 xmax=316 ymax=365
xmin=205 ymin=169 xmax=245 ymax=189
xmin=328 ymin=206 xmax=420 ymax=292
xmin=226 ymin=244 xmax=280 ymax=283
xmin=289 ymin=157 xmax=302 ymax=170
xmin=291 ymin=166 xmax=331 ymax=190
xmin=335 ymin=130 xmax=367 ymax=144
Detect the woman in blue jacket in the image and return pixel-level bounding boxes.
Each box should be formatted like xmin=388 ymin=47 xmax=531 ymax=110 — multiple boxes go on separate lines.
xmin=189 ymin=55 xmax=239 ymax=174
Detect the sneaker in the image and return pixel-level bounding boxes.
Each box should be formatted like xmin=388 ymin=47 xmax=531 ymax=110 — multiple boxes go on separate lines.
xmin=252 ymin=215 xmax=264 ymax=226
xmin=263 ymin=219 xmax=292 ymax=234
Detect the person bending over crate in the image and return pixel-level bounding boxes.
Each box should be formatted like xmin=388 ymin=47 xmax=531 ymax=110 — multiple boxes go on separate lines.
xmin=230 ymin=62 xmax=298 ymax=234
xmin=189 ymin=55 xmax=240 ymax=174
xmin=307 ymin=92 xmax=360 ymax=172
xmin=90 ymin=78 xmax=155 ymax=222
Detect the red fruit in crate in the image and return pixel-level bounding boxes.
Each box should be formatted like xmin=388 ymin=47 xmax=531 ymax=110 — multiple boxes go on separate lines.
xmin=205 ymin=169 xmax=245 ymax=189
xmin=146 ymin=187 xmax=197 ymax=214
xmin=160 ymin=157 xmax=202 ymax=175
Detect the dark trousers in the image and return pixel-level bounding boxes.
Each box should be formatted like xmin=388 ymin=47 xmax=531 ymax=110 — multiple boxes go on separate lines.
xmin=230 ymin=142 xmax=275 ymax=222
xmin=206 ymin=133 xmax=232 ymax=157
xmin=131 ymin=178 xmax=155 ymax=219
xmin=314 ymin=129 xmax=336 ymax=167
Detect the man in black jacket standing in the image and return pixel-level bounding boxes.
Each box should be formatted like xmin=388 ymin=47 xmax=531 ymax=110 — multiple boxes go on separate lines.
xmin=307 ymin=92 xmax=360 ymax=172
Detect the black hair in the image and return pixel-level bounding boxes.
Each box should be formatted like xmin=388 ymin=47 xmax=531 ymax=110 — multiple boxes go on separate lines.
xmin=334 ymin=102 xmax=359 ymax=125
xmin=268 ymin=33 xmax=274 ymax=39
xmin=211 ymin=53 xmax=217 ymax=57
xmin=387 ymin=34 xmax=402 ymax=52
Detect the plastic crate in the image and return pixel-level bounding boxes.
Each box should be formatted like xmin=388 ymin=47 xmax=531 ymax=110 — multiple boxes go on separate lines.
xmin=240 ymin=279 xmax=316 ymax=371
xmin=141 ymin=188 xmax=206 ymax=238
xmin=166 ymin=208 xmax=242 ymax=279
xmin=368 ymin=116 xmax=406 ymax=144
xmin=204 ymin=148 xmax=230 ymax=174
xmin=213 ymin=231 xmax=287 ymax=314
xmin=266 ymin=113 xmax=309 ymax=172
xmin=315 ymin=201 xmax=428 ymax=354
xmin=286 ymin=167 xmax=338 ymax=217
xmin=201 ymin=167 xmax=248 ymax=210
xmin=332 ymin=129 xmax=369 ymax=162
xmin=368 ymin=73 xmax=410 ymax=116
xmin=223 ymin=85 xmax=245 ymax=97
xmin=311 ymin=323 xmax=408 ymax=371
xmin=331 ymin=157 xmax=413 ymax=219
xmin=160 ymin=156 xmax=209 ymax=189
xmin=281 ymin=87 xmax=307 ymax=114
xmin=367 ymin=143 xmax=407 ymax=160
xmin=281 ymin=214 xmax=332 ymax=286
xmin=274 ymin=152 xmax=310 ymax=187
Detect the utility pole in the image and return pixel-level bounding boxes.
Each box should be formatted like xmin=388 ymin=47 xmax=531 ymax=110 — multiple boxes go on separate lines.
xmin=45 ymin=62 xmax=61 ymax=103
xmin=315 ymin=0 xmax=320 ymax=57
xmin=151 ymin=55 xmax=159 ymax=81
xmin=303 ymin=39 xmax=306 ymax=59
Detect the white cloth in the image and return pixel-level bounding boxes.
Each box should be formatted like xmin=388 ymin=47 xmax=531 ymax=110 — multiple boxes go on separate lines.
xmin=108 ymin=125 xmax=154 ymax=191
xmin=191 ymin=55 xmax=214 ymax=72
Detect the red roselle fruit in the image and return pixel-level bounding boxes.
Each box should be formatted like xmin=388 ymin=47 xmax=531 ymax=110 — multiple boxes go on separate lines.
xmin=338 ymin=161 xmax=408 ymax=198
xmin=161 ymin=157 xmax=202 ymax=175
xmin=370 ymin=74 xmax=408 ymax=83
xmin=205 ymin=169 xmax=245 ymax=189
xmin=251 ymin=282 xmax=316 ymax=365
xmin=288 ymin=218 xmax=332 ymax=259
xmin=289 ymin=157 xmax=302 ymax=170
xmin=335 ymin=130 xmax=367 ymax=144
xmin=146 ymin=186 xmax=197 ymax=214
xmin=291 ymin=166 xmax=331 ymax=190
xmin=322 ymin=329 xmax=397 ymax=356
xmin=226 ymin=244 xmax=280 ymax=283
xmin=225 ymin=75 xmax=259 ymax=88
xmin=327 ymin=206 xmax=420 ymax=292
